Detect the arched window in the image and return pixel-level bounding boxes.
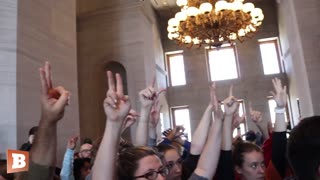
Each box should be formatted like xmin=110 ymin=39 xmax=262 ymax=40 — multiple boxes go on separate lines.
xmin=104 ymin=61 xmax=128 ymax=95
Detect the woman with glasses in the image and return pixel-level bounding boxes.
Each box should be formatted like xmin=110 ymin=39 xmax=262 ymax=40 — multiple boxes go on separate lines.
xmin=118 ymin=146 xmax=168 ymax=180
xmin=156 ymin=144 xmax=182 ymax=180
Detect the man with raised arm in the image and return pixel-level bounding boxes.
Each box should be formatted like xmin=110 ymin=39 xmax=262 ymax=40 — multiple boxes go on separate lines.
xmin=24 ymin=62 xmax=70 ymax=179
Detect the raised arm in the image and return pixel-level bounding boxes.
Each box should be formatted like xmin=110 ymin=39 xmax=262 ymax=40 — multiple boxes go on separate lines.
xmin=222 ymin=85 xmax=239 ymax=151
xmin=215 ymin=86 xmax=239 ymax=180
xmin=191 ymin=83 xmax=224 ymax=179
xmin=270 ymin=78 xmax=288 ymax=178
xmin=249 ymin=103 xmax=270 ymax=140
xmin=27 ymin=62 xmax=70 ymax=179
xmin=60 ymin=136 xmax=78 ymax=180
xmin=271 ymin=78 xmax=287 ymax=132
xmin=92 ymin=71 xmax=131 ymax=180
xmin=148 ymin=99 xmax=162 ymax=146
xmin=190 ymin=83 xmax=216 ymax=155
xmin=121 ymin=109 xmax=139 ymax=135
xmin=135 ymin=78 xmax=157 ymax=146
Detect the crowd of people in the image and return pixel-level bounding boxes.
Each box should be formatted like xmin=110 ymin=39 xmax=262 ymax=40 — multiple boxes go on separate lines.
xmin=0 ymin=61 xmax=320 ymax=180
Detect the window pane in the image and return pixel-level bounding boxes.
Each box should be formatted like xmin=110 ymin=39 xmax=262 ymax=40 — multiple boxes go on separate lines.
xmin=208 ymin=47 xmax=238 ymax=81
xmin=168 ymin=54 xmax=186 ymax=86
xmin=173 ymin=108 xmax=191 ymax=141
xmin=259 ymin=42 xmax=280 ymax=75
xmin=160 ymin=113 xmax=164 ymax=133
xmin=268 ymin=99 xmax=288 ymax=124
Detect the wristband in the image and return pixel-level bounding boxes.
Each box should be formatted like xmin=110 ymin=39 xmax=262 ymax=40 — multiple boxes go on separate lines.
xmin=274 ymin=107 xmax=285 ymax=114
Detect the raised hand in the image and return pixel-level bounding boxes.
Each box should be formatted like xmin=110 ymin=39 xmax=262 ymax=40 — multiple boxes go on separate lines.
xmin=139 ymin=76 xmax=166 ymax=108
xmin=249 ymin=102 xmax=262 ymax=123
xmin=166 ymin=125 xmax=185 ymax=141
xmin=210 ymin=83 xmax=224 ymax=120
xmin=103 ymin=71 xmax=131 ymax=124
xmin=162 ymin=128 xmax=172 ymax=137
xmin=150 ymin=99 xmax=163 ymax=128
xmin=232 ymin=113 xmax=245 ymax=130
xmin=270 ymin=78 xmax=287 ymax=108
xmin=223 ymin=85 xmax=239 ymax=116
xmin=39 ymin=62 xmax=70 ymax=124
xmin=122 ymin=109 xmax=139 ymax=133
xmin=67 ymin=136 xmax=78 ymax=150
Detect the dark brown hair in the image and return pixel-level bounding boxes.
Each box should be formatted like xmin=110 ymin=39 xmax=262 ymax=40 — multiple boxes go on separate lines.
xmin=117 ymin=146 xmax=160 ymax=180
xmin=288 ymin=116 xmax=320 ymax=180
xmin=233 ymin=142 xmax=262 ymax=167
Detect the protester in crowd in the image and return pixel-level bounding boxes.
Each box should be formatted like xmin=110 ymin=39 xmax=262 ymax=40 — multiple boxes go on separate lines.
xmin=19 ymin=126 xmax=38 ymax=151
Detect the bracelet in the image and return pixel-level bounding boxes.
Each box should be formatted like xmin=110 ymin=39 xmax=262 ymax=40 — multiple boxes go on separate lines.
xmin=274 ymin=107 xmax=285 ymax=114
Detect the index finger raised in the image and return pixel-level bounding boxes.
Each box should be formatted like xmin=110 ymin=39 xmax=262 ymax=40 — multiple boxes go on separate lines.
xmin=107 ymin=71 xmax=115 ymax=91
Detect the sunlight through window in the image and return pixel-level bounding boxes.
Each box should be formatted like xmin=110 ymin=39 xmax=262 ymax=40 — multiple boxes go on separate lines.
xmin=172 ymin=108 xmax=192 ymax=141
xmin=259 ymin=40 xmax=281 ymax=75
xmin=167 ymin=54 xmax=186 ymax=86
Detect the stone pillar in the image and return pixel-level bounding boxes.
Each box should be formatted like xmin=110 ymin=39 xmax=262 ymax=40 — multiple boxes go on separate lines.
xmin=0 ymin=0 xmax=18 ymax=159
xmin=0 ymin=0 xmax=79 ymax=166
xmin=278 ymin=0 xmax=320 ymax=125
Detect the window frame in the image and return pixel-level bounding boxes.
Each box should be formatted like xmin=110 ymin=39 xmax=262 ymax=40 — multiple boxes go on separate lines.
xmin=171 ymin=106 xmax=192 ymax=140
xmin=258 ymin=39 xmax=282 ymax=75
xmin=165 ymin=51 xmax=186 ymax=87
xmin=267 ymin=96 xmax=290 ymax=125
xmin=206 ymin=45 xmax=240 ymax=82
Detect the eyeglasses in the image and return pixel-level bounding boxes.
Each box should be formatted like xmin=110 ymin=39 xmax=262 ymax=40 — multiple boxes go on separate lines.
xmin=166 ymin=158 xmax=183 ymax=170
xmin=133 ymin=167 xmax=169 ymax=180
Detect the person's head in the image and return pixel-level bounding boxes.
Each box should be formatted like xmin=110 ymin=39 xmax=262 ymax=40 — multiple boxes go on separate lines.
xmin=156 ymin=144 xmax=182 ymax=180
xmin=79 ymin=143 xmax=92 ymax=158
xmin=233 ymin=142 xmax=265 ymax=180
xmin=83 ymin=138 xmax=92 ymax=145
xmin=245 ymin=131 xmax=257 ymax=143
xmin=73 ymin=158 xmax=91 ymax=180
xmin=117 ymin=146 xmax=168 ymax=180
xmin=28 ymin=126 xmax=38 ymax=144
xmin=288 ymin=116 xmax=320 ymax=180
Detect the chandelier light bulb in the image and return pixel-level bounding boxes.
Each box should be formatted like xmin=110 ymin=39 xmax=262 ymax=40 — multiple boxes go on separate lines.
xmin=229 ymin=33 xmax=237 ymax=40
xmin=175 ymin=11 xmax=187 ymax=21
xmin=205 ymin=39 xmax=211 ymax=43
xmin=167 ymin=26 xmax=177 ymax=33
xmin=168 ymin=18 xmax=179 ymax=27
xmin=193 ymin=38 xmax=200 ymax=44
xmin=186 ymin=7 xmax=199 ymax=17
xmin=256 ymin=13 xmax=264 ymax=21
xmin=184 ymin=35 xmax=192 ymax=43
xmin=215 ymin=0 xmax=228 ymax=12
xmin=200 ymin=3 xmax=213 ymax=14
xmin=238 ymin=29 xmax=246 ymax=36
xmin=176 ymin=0 xmax=187 ymax=7
xmin=251 ymin=8 xmax=263 ymax=18
xmin=243 ymin=3 xmax=255 ymax=13
xmin=168 ymin=33 xmax=174 ymax=40
xmin=249 ymin=25 xmax=256 ymax=32
xmin=231 ymin=1 xmax=243 ymax=11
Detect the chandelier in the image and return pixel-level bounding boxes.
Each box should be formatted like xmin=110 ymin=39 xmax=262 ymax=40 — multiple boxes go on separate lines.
xmin=167 ymin=0 xmax=264 ymax=47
